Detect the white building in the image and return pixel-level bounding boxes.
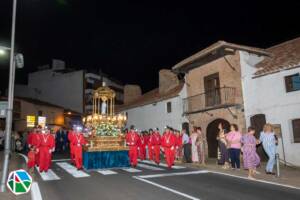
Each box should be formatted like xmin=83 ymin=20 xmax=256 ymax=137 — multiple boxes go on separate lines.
xmin=15 ymin=60 xmax=124 ymax=114
xmin=118 ymin=69 xmax=188 ymax=132
xmin=241 ymin=37 xmax=300 ymax=166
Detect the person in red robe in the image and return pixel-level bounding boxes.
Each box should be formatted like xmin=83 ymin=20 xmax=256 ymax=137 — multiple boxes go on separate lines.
xmin=38 ymin=128 xmax=55 ymax=173
xmin=162 ymin=127 xmax=176 ymax=169
xmin=148 ymin=129 xmax=154 ymax=161
xmin=71 ymin=126 xmax=87 ymax=170
xmin=68 ymin=128 xmax=76 ymax=165
xmin=138 ymin=131 xmax=147 ymax=160
xmin=151 ymin=128 xmax=161 ymax=165
xmin=32 ymin=126 xmax=42 ymax=167
xmin=175 ymin=129 xmax=183 ymax=161
xmin=126 ymin=126 xmax=139 ymax=167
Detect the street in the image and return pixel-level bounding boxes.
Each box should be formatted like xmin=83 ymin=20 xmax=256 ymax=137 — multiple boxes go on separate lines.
xmin=24 ymin=154 xmax=300 ymax=200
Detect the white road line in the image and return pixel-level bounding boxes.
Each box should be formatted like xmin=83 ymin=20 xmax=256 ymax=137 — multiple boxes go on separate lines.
xmin=97 ymin=169 xmax=118 ymax=175
xmin=31 ymin=181 xmax=43 ymax=200
xmin=52 ymin=158 xmax=71 ymax=162
xmin=56 ymin=162 xmax=90 ymax=178
xmin=35 ymin=167 xmax=61 ymax=181
xmin=134 ymin=176 xmax=200 ymax=200
xmin=122 ymin=168 xmax=142 ymax=173
xmin=137 ymin=163 xmax=165 ymax=171
xmin=139 ymin=160 xmax=186 ymax=169
xmin=138 ymin=170 xmax=209 ymax=179
xmin=209 ymin=171 xmax=300 ymax=190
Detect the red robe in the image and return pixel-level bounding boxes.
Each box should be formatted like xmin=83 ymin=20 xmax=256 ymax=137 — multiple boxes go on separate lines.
xmin=37 ymin=133 xmax=55 ymax=172
xmin=68 ymin=131 xmax=75 ymax=164
xmin=162 ymin=131 xmax=176 ymax=168
xmin=27 ymin=150 xmax=36 ymax=169
xmin=138 ymin=135 xmax=147 ymax=160
xmin=71 ymin=133 xmax=87 ymax=169
xmin=32 ymin=133 xmax=41 ymax=166
xmin=151 ymin=131 xmax=161 ymax=164
xmin=148 ymin=134 xmax=153 ymax=161
xmin=125 ymin=131 xmax=139 ymax=167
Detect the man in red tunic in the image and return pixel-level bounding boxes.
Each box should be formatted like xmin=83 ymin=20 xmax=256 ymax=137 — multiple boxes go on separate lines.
xmin=148 ymin=129 xmax=154 ymax=161
xmin=138 ymin=131 xmax=147 ymax=160
xmin=68 ymin=127 xmax=76 ymax=165
xmin=125 ymin=125 xmax=139 ymax=167
xmin=162 ymin=127 xmax=176 ymax=169
xmin=71 ymin=126 xmax=87 ymax=170
xmin=32 ymin=126 xmax=42 ymax=167
xmin=151 ymin=128 xmax=161 ymax=165
xmin=38 ymin=128 xmax=55 ymax=173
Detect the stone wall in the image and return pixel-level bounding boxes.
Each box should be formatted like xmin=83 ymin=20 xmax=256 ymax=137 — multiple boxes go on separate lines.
xmin=159 ymin=69 xmax=180 ymax=94
xmin=123 ymin=84 xmax=142 ymax=104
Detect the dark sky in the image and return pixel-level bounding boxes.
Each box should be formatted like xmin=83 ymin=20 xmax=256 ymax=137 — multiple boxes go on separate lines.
xmin=0 ymin=0 xmax=300 ymax=93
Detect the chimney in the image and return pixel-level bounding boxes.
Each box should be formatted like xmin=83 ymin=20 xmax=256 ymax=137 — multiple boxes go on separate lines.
xmin=124 ymin=84 xmax=142 ymax=104
xmin=159 ymin=69 xmax=179 ymax=94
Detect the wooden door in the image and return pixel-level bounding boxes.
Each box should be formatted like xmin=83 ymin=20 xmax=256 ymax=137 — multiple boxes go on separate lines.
xmin=250 ymin=114 xmax=268 ymax=161
xmin=204 ymin=73 xmax=221 ymax=107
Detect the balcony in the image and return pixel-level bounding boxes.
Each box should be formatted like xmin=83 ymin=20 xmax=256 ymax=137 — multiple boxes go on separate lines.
xmin=183 ymin=87 xmax=237 ymax=114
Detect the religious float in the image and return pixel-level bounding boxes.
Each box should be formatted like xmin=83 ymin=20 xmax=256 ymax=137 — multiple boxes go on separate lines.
xmin=82 ymin=85 xmax=129 ymax=169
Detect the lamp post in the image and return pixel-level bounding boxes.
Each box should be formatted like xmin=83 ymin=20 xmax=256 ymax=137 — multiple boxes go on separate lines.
xmin=0 ymin=0 xmax=18 ymax=192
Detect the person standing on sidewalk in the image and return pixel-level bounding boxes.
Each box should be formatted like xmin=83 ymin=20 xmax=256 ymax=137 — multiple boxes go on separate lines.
xmin=241 ymin=127 xmax=260 ymax=179
xmin=195 ymin=127 xmax=206 ymax=165
xmin=191 ymin=127 xmax=199 ymax=163
xmin=226 ymin=124 xmax=242 ymax=170
xmin=258 ymin=123 xmax=277 ymax=175
xmin=182 ymin=128 xmax=192 ymax=163
xmin=217 ymin=122 xmax=229 ymax=169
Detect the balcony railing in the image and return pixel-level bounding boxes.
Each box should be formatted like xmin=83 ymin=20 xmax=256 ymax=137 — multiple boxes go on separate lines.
xmin=183 ymin=87 xmax=237 ymax=114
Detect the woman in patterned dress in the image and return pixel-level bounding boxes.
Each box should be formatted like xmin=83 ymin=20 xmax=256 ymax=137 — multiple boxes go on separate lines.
xmin=241 ymin=127 xmax=260 ymax=179
xmin=216 ymin=123 xmax=229 ymax=169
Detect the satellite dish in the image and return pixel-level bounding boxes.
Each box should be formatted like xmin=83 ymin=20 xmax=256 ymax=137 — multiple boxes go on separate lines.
xmin=15 ymin=53 xmax=24 ymax=69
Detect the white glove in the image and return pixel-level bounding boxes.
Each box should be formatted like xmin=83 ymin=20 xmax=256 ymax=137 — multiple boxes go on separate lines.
xmin=171 ymin=146 xmax=174 ymax=151
xmin=49 ymin=149 xmax=52 ymax=153
xmin=138 ymin=147 xmax=140 ymax=151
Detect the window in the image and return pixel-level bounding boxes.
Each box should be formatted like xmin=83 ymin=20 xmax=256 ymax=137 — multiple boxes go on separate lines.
xmin=292 ymin=119 xmax=300 ymax=143
xmin=167 ymin=102 xmax=172 ymax=113
xmin=285 ymin=73 xmax=300 ymax=92
xmin=204 ymin=73 xmax=221 ymax=106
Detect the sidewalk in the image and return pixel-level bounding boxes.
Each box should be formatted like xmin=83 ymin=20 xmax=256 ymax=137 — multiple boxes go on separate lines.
xmin=180 ymin=158 xmax=300 ymax=188
xmin=0 ymin=151 xmax=31 ymax=200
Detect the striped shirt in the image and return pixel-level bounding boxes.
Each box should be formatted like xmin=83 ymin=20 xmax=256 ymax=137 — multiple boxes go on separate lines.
xmin=259 ymin=131 xmax=276 ymax=148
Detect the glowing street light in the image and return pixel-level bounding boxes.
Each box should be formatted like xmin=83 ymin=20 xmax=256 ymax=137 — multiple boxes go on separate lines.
xmin=0 ymin=49 xmax=6 ymax=56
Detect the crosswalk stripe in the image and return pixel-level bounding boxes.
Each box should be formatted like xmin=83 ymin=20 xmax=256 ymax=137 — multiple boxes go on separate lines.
xmin=122 ymin=168 xmax=142 ymax=173
xmin=56 ymin=162 xmax=90 ymax=178
xmin=35 ymin=167 xmax=60 ymax=181
xmin=97 ymin=169 xmax=118 ymax=175
xmin=139 ymin=160 xmax=186 ymax=169
xmin=137 ymin=163 xmax=165 ymax=171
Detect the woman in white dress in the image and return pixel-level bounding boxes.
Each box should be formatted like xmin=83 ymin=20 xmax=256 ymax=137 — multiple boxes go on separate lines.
xmin=191 ymin=127 xmax=199 ymax=163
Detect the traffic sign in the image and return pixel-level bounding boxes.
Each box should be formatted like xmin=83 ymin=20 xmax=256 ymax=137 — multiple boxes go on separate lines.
xmin=7 ymin=169 xmax=32 ymax=195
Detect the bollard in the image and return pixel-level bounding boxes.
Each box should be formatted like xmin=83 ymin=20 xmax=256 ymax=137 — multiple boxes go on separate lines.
xmin=276 ymin=153 xmax=280 ymax=177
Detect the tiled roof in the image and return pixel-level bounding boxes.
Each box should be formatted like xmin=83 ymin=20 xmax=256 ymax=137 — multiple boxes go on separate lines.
xmin=172 ymin=40 xmax=270 ymax=72
xmin=255 ymin=37 xmax=300 ymax=76
xmin=117 ymin=83 xmax=184 ymax=112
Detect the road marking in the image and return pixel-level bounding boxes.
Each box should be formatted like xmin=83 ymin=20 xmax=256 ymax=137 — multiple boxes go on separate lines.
xmin=209 ymin=171 xmax=300 ymax=190
xmin=31 ymin=181 xmax=43 ymax=200
xmin=97 ymin=169 xmax=118 ymax=175
xmin=138 ymin=170 xmax=209 ymax=179
xmin=122 ymin=168 xmax=142 ymax=173
xmin=137 ymin=163 xmax=165 ymax=171
xmin=52 ymin=158 xmax=71 ymax=162
xmin=35 ymin=167 xmax=61 ymax=181
xmin=139 ymin=159 xmax=186 ymax=169
xmin=134 ymin=176 xmax=200 ymax=200
xmin=56 ymin=162 xmax=90 ymax=178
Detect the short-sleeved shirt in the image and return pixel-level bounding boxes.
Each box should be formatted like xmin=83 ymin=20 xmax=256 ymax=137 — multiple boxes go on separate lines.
xmin=226 ymin=131 xmax=242 ymax=149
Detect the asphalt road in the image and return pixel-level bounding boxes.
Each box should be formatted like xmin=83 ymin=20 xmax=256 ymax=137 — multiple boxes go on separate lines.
xmin=31 ymin=153 xmax=300 ymax=200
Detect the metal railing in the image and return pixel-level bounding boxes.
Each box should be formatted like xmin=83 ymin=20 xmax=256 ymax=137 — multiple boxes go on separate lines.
xmin=183 ymin=87 xmax=236 ymax=114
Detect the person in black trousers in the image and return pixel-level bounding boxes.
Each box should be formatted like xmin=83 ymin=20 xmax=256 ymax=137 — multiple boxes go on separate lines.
xmin=182 ymin=128 xmax=192 ymax=163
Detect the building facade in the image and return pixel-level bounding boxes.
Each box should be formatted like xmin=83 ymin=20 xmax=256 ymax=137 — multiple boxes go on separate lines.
xmin=118 ymin=69 xmax=188 ymax=132
xmin=241 ymin=37 xmax=300 ymax=166
xmin=15 ymin=60 xmax=124 ymax=114
xmin=173 ymin=41 xmax=269 ymax=158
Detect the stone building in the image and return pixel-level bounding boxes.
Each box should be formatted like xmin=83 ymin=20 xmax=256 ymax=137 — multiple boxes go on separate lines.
xmin=173 ymin=41 xmax=270 ymax=158
xmin=118 ymin=69 xmax=188 ymax=132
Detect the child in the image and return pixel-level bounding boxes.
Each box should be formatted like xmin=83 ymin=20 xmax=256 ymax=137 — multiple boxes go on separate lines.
xmin=241 ymin=127 xmax=260 ymax=179
xmin=27 ymin=146 xmax=36 ymax=176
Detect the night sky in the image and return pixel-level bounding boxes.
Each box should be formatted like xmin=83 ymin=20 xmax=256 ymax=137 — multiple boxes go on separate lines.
xmin=0 ymin=0 xmax=299 ymax=94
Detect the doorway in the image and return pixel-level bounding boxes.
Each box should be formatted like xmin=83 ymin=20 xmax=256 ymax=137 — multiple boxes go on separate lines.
xmin=206 ymin=118 xmax=230 ymax=158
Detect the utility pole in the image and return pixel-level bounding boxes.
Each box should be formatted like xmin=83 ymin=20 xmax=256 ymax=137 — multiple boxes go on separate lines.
xmin=1 ymin=0 xmax=18 ymax=192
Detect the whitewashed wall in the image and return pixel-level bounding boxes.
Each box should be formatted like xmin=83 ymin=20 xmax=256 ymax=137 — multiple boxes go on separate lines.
xmin=124 ymin=85 xmax=188 ymax=132
xmin=240 ymin=51 xmax=300 ymax=166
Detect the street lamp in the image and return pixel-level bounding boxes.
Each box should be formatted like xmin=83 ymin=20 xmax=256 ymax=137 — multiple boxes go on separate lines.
xmin=0 ymin=0 xmax=19 ymax=192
